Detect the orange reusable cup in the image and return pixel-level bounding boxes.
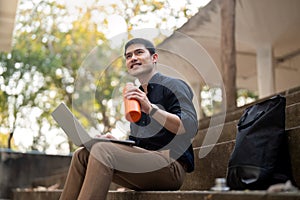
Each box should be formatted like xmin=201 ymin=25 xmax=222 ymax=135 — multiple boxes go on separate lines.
xmin=123 ymin=84 xmax=141 ymax=122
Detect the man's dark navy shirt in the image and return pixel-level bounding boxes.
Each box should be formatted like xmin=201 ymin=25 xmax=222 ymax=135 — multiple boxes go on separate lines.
xmin=129 ymin=73 xmax=198 ymax=172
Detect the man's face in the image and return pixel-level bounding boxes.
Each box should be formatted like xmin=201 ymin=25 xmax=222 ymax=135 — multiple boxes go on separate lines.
xmin=124 ymin=43 xmax=157 ymax=77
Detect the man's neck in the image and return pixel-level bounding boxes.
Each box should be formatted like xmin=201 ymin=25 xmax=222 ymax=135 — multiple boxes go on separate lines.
xmin=138 ymin=70 xmax=157 ymax=85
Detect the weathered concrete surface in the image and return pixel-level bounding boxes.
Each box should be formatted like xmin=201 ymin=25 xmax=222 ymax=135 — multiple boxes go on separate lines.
xmin=12 ymin=190 xmax=300 ymax=200
xmin=181 ymin=141 xmax=235 ymax=190
xmin=0 ymin=150 xmax=71 ymax=199
xmin=288 ymin=128 xmax=300 ymax=187
xmin=9 ymin=86 xmax=300 ymax=199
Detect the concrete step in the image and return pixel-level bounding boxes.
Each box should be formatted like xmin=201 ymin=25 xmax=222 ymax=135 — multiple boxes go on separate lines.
xmin=182 ymin=140 xmax=235 ymax=190
xmin=193 ymin=120 xmax=237 ymax=147
xmin=193 ymin=99 xmax=300 ymax=150
xmin=286 ymin=87 xmax=300 ymax=105
xmin=11 ymin=189 xmax=300 ymax=200
xmin=193 ymin=101 xmax=300 ymax=150
xmin=286 ymin=102 xmax=300 ymax=129
xmin=288 ymin=127 xmax=300 ymax=187
xmin=198 ymin=87 xmax=300 ymax=130
xmin=31 ymin=169 xmax=68 ymax=189
xmin=108 ymin=190 xmax=300 ymax=200
xmin=12 ymin=189 xmax=61 ymax=200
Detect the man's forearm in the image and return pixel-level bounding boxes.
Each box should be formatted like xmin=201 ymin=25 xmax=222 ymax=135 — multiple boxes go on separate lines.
xmin=149 ymin=104 xmax=185 ymax=134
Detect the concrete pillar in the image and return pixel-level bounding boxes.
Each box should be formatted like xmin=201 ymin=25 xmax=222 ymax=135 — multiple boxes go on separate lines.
xmin=256 ymin=45 xmax=275 ymax=98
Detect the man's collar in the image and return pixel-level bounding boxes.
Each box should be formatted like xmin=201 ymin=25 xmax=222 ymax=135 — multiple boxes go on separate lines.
xmin=139 ymin=72 xmax=161 ymax=92
xmin=148 ymin=72 xmax=161 ymax=83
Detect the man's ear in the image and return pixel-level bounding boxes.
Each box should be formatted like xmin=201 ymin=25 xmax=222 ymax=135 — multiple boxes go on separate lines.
xmin=152 ymin=53 xmax=158 ymax=63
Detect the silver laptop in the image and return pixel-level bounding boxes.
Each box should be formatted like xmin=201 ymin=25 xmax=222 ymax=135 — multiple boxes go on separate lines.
xmin=51 ymin=102 xmax=135 ymax=148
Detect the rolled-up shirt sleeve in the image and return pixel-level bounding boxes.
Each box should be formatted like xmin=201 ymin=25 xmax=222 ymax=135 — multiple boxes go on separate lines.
xmin=164 ymin=79 xmax=198 ymax=137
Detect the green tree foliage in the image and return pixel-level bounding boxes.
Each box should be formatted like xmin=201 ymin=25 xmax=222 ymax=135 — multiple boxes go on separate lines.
xmin=0 ymin=0 xmax=204 ymax=153
xmin=237 ymin=89 xmax=258 ymax=107
xmin=201 ymin=86 xmax=258 ymax=117
xmin=0 ymin=50 xmax=48 ymax=149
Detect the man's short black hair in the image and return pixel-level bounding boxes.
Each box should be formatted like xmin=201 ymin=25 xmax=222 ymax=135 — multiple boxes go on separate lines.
xmin=124 ymin=38 xmax=156 ymax=56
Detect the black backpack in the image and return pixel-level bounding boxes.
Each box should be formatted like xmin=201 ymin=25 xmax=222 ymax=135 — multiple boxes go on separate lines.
xmin=226 ymin=95 xmax=294 ymax=190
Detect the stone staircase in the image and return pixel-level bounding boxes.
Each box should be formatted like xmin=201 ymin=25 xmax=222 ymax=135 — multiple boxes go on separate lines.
xmin=11 ymin=87 xmax=300 ymax=200
xmin=182 ymin=88 xmax=300 ymax=191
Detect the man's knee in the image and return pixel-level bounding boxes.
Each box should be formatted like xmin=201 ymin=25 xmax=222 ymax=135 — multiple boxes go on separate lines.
xmin=72 ymin=147 xmax=89 ymax=164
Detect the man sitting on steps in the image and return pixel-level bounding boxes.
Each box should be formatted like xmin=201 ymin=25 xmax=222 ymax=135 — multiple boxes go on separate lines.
xmin=59 ymin=38 xmax=198 ymax=200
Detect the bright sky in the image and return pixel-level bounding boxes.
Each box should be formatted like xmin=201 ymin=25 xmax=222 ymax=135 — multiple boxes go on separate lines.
xmin=62 ymin=0 xmax=212 ymax=38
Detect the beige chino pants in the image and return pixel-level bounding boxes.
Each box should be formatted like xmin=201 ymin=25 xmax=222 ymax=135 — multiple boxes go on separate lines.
xmin=59 ymin=142 xmax=186 ymax=200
